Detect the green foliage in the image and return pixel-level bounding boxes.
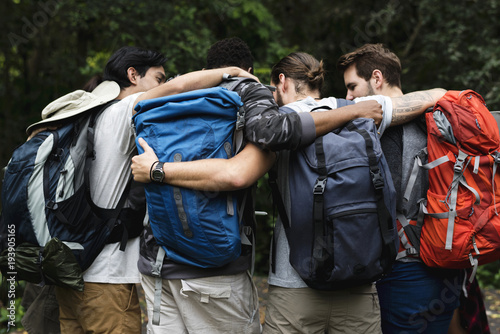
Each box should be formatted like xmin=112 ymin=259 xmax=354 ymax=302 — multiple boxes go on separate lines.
xmin=0 ymin=299 xmax=24 ymax=334
xmin=0 ymin=274 xmax=25 ymax=333
xmin=477 ymin=261 xmax=500 ymax=289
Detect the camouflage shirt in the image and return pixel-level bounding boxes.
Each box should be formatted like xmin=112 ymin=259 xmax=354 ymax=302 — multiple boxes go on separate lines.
xmin=234 ymin=80 xmax=316 ymax=151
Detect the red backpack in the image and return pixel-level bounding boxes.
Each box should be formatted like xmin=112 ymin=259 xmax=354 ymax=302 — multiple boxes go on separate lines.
xmin=414 ymin=90 xmax=500 ymax=272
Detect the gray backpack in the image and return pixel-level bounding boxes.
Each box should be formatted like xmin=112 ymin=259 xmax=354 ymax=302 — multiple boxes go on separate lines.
xmin=269 ymin=102 xmax=398 ymax=290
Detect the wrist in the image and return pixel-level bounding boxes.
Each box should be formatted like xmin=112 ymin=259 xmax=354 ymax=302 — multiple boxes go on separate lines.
xmin=227 ymin=66 xmax=241 ymax=77
xmin=150 ymin=160 xmax=165 ymax=183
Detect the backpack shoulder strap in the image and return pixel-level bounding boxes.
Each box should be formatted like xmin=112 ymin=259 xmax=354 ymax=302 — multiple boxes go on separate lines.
xmin=83 ymin=100 xmax=134 ymax=250
xmin=218 ymin=76 xmax=256 ymax=91
xmin=219 ymin=77 xmax=257 ymax=154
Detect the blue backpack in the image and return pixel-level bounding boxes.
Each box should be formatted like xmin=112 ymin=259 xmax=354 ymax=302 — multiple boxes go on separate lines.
xmin=0 ymin=101 xmax=145 ymax=291
xmin=132 ymin=79 xmax=250 ymax=268
xmin=269 ymin=102 xmax=398 ymax=290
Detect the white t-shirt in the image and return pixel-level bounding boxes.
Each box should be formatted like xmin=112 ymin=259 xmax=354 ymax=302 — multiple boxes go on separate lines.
xmin=354 ymin=95 xmax=393 ymax=135
xmin=285 ymin=95 xmax=393 ymax=136
xmin=83 ymin=92 xmax=143 ymax=284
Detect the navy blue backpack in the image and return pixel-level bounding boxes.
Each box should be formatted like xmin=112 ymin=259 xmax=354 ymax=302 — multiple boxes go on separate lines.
xmin=269 ymin=102 xmax=398 ymax=290
xmin=132 ymin=79 xmax=250 ymax=268
xmin=0 ymin=101 xmax=145 ymax=290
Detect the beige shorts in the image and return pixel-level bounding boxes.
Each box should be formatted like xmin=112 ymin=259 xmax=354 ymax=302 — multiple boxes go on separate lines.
xmin=55 ymin=282 xmax=141 ymax=334
xmin=141 ymin=271 xmax=261 ymax=334
xmin=263 ymin=283 xmax=381 ymax=334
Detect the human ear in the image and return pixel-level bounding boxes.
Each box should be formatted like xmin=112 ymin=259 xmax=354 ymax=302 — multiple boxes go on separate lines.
xmin=279 ymin=73 xmax=287 ymax=92
xmin=371 ymin=69 xmax=384 ymax=89
xmin=127 ymin=67 xmax=139 ymax=84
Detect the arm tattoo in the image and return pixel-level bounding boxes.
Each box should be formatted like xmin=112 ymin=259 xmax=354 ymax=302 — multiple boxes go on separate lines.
xmin=392 ymin=91 xmax=434 ymax=124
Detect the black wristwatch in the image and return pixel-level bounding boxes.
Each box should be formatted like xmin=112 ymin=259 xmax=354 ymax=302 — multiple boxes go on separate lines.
xmin=151 ymin=162 xmax=165 ymax=183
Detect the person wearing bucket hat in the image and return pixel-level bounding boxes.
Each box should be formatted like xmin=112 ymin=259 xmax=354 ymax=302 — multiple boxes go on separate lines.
xmin=26 ymin=80 xmax=121 ymax=136
xmin=51 ymin=45 xmax=257 ymax=334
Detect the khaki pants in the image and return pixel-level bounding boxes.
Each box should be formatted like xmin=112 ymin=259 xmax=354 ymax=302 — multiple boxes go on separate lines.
xmin=263 ymin=283 xmax=381 ymax=334
xmin=141 ymin=272 xmax=261 ymax=334
xmin=55 ymin=282 xmax=141 ymax=334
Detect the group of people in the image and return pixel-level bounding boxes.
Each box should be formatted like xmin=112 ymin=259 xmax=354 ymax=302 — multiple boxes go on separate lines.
xmin=21 ymin=38 xmax=489 ymax=333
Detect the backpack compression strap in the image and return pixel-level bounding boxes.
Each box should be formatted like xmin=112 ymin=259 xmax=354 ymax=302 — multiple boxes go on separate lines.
xmin=151 ymin=245 xmax=166 ymax=326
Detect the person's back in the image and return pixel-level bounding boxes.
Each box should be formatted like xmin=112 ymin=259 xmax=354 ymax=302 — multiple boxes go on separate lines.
xmin=137 ymin=38 xmax=264 ymax=334
xmin=260 ymin=52 xmax=384 ymax=334
xmin=55 ymin=46 xmax=167 ymax=334
xmin=337 ymin=43 xmax=463 ymax=333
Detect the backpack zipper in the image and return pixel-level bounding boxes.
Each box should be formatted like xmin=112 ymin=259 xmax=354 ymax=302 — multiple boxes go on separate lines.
xmin=329 ymin=208 xmax=377 ymax=219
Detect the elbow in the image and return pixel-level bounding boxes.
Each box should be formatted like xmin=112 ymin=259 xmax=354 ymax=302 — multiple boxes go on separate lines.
xmin=227 ymin=173 xmax=252 ymax=190
xmin=224 ymin=168 xmax=252 ymax=190
xmin=431 ymin=88 xmax=447 ymax=101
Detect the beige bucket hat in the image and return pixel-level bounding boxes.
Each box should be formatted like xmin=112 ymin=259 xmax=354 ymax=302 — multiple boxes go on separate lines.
xmin=26 ymin=80 xmax=121 ymax=134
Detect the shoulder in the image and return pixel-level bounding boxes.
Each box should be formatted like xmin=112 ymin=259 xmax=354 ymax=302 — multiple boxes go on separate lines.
xmin=103 ymin=93 xmax=143 ymax=119
xmin=232 ymin=79 xmax=273 ymax=99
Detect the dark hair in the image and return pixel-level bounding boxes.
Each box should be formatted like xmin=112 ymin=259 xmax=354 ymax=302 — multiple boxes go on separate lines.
xmin=103 ymin=46 xmax=167 ymax=89
xmin=82 ymin=74 xmax=103 ymax=92
xmin=270 ymin=52 xmax=325 ymax=94
xmin=206 ymin=37 xmax=254 ymax=72
xmin=337 ymin=43 xmax=402 ymax=89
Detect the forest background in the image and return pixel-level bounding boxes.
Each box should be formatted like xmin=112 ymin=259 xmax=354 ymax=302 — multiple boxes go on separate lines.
xmin=2 ymin=0 xmax=500 ymax=330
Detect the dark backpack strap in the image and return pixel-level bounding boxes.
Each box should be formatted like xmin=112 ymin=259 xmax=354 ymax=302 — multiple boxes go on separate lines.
xmin=268 ymin=168 xmax=290 ymax=229
xmin=347 ymin=123 xmax=397 ymax=263
xmin=84 ymin=100 xmax=127 ymax=218
xmin=268 ymin=167 xmax=289 ymax=274
xmin=83 ymin=100 xmax=136 ymax=250
xmin=219 ymin=77 xmax=257 ymax=154
xmin=105 ymin=179 xmax=146 ymax=248
xmin=312 ymin=136 xmax=328 ymax=264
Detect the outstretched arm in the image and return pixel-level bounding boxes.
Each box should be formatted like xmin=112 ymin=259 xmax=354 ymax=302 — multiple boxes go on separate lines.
xmin=390 ymin=88 xmax=446 ymax=125
xmin=310 ymin=100 xmax=383 ymax=137
xmin=133 ymin=67 xmax=259 ymax=111
xmin=299 ymin=88 xmax=445 ymax=140
xmin=131 ymin=138 xmax=275 ymax=191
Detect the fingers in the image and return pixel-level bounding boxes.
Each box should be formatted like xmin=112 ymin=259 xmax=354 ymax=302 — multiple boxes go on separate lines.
xmin=237 ymin=70 xmax=260 ymax=83
xmin=131 ymin=138 xmax=156 ymax=183
xmin=138 ymin=137 xmax=152 ymax=152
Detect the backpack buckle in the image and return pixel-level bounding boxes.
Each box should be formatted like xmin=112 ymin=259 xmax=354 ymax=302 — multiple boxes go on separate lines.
xmin=236 ymin=107 xmax=245 ymax=130
xmin=370 ymin=170 xmax=385 ymax=190
xmin=313 ymin=177 xmax=327 ymax=195
xmin=406 ymin=247 xmax=419 ymax=256
xmin=454 ymin=152 xmax=468 ymax=172
xmin=46 ymin=200 xmax=57 ymax=210
xmin=454 ymin=159 xmax=465 ymax=172
xmin=151 ymin=262 xmax=162 ymax=277
xmin=51 ymin=148 xmax=64 ymax=161
xmin=493 ymin=151 xmax=500 ymax=164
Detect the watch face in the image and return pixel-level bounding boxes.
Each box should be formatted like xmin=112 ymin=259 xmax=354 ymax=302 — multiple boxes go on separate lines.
xmin=152 ymin=170 xmax=162 ymax=180
xmin=152 ymin=164 xmax=164 ymax=182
